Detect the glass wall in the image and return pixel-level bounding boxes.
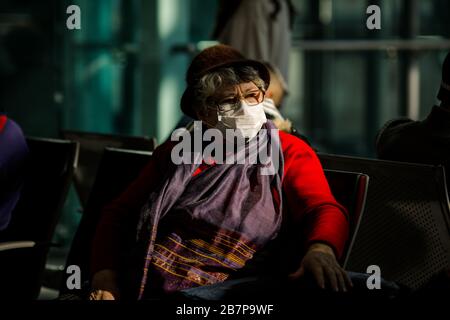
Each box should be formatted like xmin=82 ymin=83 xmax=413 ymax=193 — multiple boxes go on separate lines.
xmin=63 ymin=0 xmax=139 ymax=135
xmin=284 ymin=0 xmax=450 ymax=156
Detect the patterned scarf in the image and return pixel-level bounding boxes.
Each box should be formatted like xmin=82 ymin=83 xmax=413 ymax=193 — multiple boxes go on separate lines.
xmin=129 ymin=121 xmax=284 ymax=299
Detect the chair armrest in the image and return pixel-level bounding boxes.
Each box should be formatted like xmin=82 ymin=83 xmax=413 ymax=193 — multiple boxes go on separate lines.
xmin=0 ymin=241 xmax=36 ymax=252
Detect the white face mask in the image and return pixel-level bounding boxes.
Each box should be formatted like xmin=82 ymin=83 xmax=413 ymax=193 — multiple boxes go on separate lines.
xmin=215 ymin=100 xmax=267 ymax=140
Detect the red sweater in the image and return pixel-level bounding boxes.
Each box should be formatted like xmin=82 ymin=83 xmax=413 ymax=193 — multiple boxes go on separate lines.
xmin=91 ymin=131 xmax=349 ymax=274
xmin=0 ymin=115 xmax=6 ymax=133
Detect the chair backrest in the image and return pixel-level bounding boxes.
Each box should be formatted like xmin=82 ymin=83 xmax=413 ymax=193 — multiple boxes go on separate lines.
xmin=61 ymin=130 xmax=156 ymax=209
xmin=319 ymin=153 xmax=450 ymax=291
xmin=60 ymin=147 xmax=152 ymax=295
xmin=0 ymin=137 xmax=79 ymax=299
xmin=323 ymin=169 xmax=369 ymax=268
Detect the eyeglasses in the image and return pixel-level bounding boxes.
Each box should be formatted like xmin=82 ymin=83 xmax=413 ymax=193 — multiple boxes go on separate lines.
xmin=209 ymin=88 xmax=265 ymax=115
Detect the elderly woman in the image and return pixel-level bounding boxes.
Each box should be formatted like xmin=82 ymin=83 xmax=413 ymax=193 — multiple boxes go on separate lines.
xmin=89 ymin=45 xmax=350 ymax=300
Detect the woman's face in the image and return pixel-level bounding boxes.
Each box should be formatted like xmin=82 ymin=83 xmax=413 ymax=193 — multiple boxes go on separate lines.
xmin=197 ymin=81 xmax=261 ymax=127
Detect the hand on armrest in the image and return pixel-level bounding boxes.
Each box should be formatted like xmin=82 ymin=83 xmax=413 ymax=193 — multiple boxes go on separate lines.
xmin=288 ymin=243 xmax=353 ymax=292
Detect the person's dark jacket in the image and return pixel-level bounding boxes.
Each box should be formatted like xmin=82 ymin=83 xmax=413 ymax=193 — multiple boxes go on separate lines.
xmin=376 ymin=106 xmax=450 ymax=188
xmin=0 ymin=115 xmax=29 ymax=230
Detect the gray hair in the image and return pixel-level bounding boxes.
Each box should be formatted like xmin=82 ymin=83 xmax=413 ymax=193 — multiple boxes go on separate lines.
xmin=192 ymin=66 xmax=265 ymax=115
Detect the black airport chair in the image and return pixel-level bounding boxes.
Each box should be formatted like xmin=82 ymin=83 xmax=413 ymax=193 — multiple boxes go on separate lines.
xmin=60 ymin=147 xmax=153 ymax=298
xmin=61 ymin=130 xmax=156 ymax=209
xmin=318 ymin=153 xmax=450 ymax=291
xmin=0 ymin=137 xmax=79 ymax=300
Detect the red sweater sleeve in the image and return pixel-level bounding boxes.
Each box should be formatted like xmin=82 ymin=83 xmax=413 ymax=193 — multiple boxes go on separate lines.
xmin=280 ymin=131 xmax=349 ymax=259
xmin=90 ymin=140 xmax=174 ymax=275
xmin=0 ymin=115 xmax=7 ymax=133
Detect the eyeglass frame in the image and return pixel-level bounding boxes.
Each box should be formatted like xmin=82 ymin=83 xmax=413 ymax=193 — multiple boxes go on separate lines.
xmin=206 ymin=86 xmax=266 ymax=115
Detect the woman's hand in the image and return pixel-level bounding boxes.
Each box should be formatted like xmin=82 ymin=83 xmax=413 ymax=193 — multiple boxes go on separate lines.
xmin=89 ymin=289 xmax=116 ymax=300
xmin=288 ymin=243 xmax=353 ymax=292
xmin=89 ymin=269 xmax=120 ymax=300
